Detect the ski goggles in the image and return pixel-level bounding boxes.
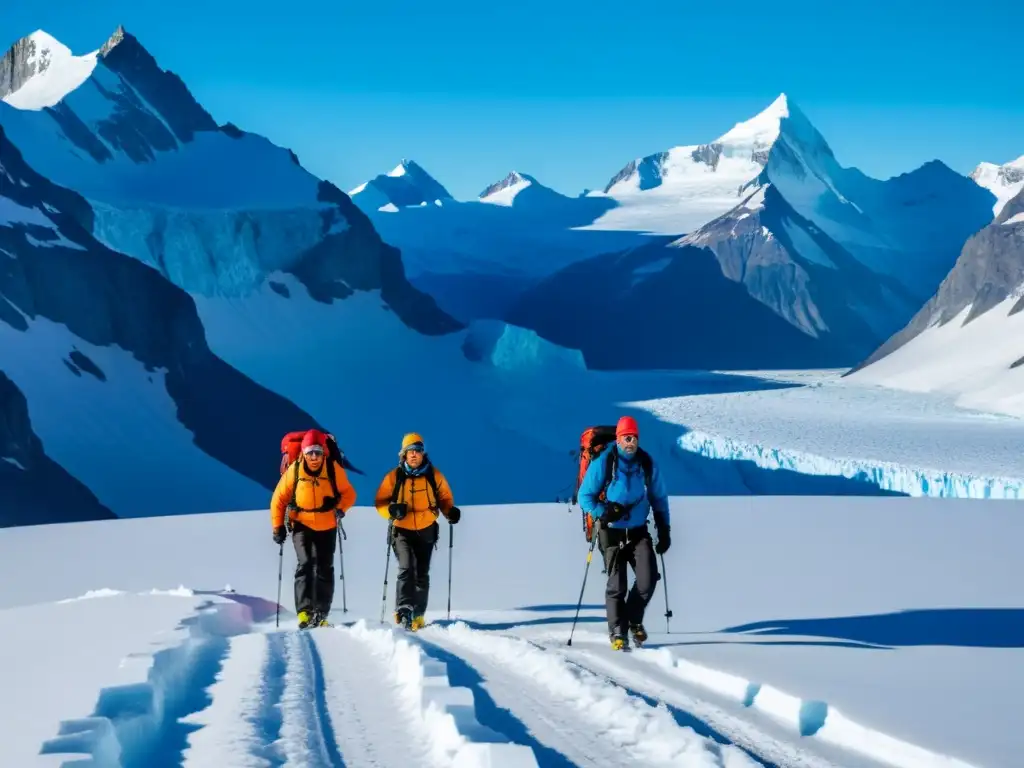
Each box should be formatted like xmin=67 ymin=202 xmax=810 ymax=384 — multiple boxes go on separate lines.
xmin=403 ymin=442 xmax=425 ymax=454
xmin=303 ymin=445 xmax=325 ymax=457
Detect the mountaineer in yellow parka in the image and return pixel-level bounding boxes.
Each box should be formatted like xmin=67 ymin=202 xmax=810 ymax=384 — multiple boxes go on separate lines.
xmin=271 ymin=429 xmax=357 ymax=628
xmin=375 ymin=432 xmax=460 ymax=629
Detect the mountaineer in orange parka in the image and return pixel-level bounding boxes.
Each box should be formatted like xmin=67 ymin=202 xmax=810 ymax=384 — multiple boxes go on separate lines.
xmin=375 ymin=432 xmax=460 ymax=630
xmin=271 ymin=429 xmax=357 ymax=628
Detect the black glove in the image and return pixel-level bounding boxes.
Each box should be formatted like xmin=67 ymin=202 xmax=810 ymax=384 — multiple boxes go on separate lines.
xmin=335 ymin=509 xmax=345 ymax=522
xmin=446 ymin=506 xmax=461 ymax=524
xmin=272 ymin=525 xmax=287 ymax=545
xmin=655 ymin=522 xmax=671 ymax=555
xmin=388 ymin=502 xmax=407 ymax=520
xmin=321 ymin=495 xmax=337 ymax=510
xmin=603 ymin=502 xmax=627 ymax=523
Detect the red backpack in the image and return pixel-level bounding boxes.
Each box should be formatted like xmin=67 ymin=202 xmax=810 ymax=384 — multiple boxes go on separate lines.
xmin=279 ymin=431 xmax=362 ymax=477
xmin=572 ymin=426 xmax=616 ymax=542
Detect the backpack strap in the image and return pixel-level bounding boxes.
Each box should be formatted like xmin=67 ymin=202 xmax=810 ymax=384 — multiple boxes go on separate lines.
xmin=601 ymin=447 xmax=655 ymax=510
xmin=390 ymin=464 xmax=442 ymax=510
xmin=326 ymin=459 xmax=340 ymax=500
xmin=288 ymin=459 xmax=340 ymax=513
xmin=424 ymin=465 xmax=441 ymax=509
xmin=598 ymin=448 xmax=617 ymax=501
xmin=391 ymin=465 xmax=407 ymax=504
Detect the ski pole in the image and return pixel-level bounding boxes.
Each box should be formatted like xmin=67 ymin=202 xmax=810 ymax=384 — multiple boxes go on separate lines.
xmin=337 ymin=518 xmax=348 ymax=613
xmin=568 ymin=531 xmax=598 ymax=646
xmin=446 ymin=522 xmax=454 ymax=621
xmin=379 ymin=520 xmax=394 ymax=624
xmin=660 ymin=552 xmax=673 ymax=633
xmin=275 ymin=542 xmax=284 ymax=628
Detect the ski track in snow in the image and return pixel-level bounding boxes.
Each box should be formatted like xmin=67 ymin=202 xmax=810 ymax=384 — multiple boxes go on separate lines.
xmin=417 ymin=622 xmax=760 ymax=768
xmin=520 ymin=632 xmax=847 ymax=768
xmin=181 ymin=625 xmax=437 ymax=768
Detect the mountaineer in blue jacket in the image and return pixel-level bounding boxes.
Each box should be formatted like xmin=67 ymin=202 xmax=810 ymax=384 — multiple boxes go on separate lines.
xmin=578 ymin=415 xmax=671 ymax=650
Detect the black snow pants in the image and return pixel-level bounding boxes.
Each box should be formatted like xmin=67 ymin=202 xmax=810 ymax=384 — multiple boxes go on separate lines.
xmin=393 ymin=521 xmax=439 ymax=618
xmin=599 ymin=523 xmax=659 ymax=637
xmin=292 ymin=522 xmax=337 ymax=616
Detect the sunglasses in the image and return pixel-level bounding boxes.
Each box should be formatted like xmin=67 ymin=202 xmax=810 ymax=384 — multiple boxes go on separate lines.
xmin=620 ymin=435 xmax=638 ymax=443
xmin=303 ymin=447 xmax=325 ymax=457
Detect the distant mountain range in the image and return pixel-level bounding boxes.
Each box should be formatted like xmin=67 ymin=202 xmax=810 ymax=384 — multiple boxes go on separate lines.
xmin=354 ymin=94 xmax=998 ymax=370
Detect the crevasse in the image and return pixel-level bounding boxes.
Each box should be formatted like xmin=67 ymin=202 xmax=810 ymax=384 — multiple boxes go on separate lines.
xmin=678 ymin=429 xmax=1024 ymax=499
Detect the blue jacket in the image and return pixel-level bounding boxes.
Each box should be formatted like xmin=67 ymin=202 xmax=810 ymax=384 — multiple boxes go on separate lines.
xmin=578 ymin=445 xmax=670 ymax=530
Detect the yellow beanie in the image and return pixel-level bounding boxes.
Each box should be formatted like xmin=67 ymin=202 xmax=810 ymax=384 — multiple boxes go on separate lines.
xmin=401 ymin=432 xmax=425 ymax=452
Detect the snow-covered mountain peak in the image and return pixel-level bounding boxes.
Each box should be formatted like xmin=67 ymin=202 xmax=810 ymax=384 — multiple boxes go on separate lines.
xmin=971 ymin=155 xmax=1024 ymax=216
xmin=0 ymin=29 xmax=99 ymax=109
xmin=481 ymin=171 xmax=530 ymax=196
xmin=714 ymin=92 xmax=789 ymax=156
xmin=600 ymin=93 xmax=834 ymax=202
xmin=349 ymin=159 xmax=452 ymax=213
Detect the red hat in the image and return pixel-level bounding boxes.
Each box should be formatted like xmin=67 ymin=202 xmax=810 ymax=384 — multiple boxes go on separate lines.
xmin=301 ymin=429 xmax=327 ymax=454
xmin=616 ymin=416 xmax=639 ymax=438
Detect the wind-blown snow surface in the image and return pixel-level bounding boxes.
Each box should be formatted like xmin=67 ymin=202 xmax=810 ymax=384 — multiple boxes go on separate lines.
xmin=634 ymin=370 xmax=1024 ymax=498
xmin=970 ymin=155 xmax=1024 ymax=217
xmin=1 ymin=498 xmax=1021 ymax=767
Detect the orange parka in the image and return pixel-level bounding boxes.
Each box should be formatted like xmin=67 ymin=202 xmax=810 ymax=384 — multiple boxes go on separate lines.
xmin=271 ymin=459 xmax=357 ymax=532
xmin=374 ymin=464 xmax=454 ymax=531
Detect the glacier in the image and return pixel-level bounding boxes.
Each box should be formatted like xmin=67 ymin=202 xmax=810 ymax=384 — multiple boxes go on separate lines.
xmin=678 ymin=428 xmax=1024 ymax=499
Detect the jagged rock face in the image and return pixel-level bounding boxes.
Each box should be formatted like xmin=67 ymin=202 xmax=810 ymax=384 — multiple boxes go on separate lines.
xmin=602 ymin=153 xmax=670 ymax=193
xmin=99 ymin=29 xmax=218 ymax=144
xmin=683 ymin=184 xmax=920 ymax=352
xmin=504 ymin=182 xmax=926 ymax=371
xmin=480 ymin=172 xmax=529 ymax=198
xmin=0 ymin=123 xmax=329 ymax=503
xmin=504 ymin=233 xmax=843 ymax=371
xmin=0 ymin=371 xmax=115 ymax=527
xmin=851 ymin=186 xmax=1024 ymax=372
xmin=0 ymin=36 xmax=40 ymax=99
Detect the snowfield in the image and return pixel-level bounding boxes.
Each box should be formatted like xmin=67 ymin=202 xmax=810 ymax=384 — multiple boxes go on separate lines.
xmin=1 ymin=498 xmax=1020 ymax=767
xmin=633 ymin=370 xmax=1024 ymax=498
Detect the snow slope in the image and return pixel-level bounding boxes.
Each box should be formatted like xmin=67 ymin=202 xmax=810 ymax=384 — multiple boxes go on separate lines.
xmin=970 ymin=155 xmax=1024 ymax=217
xmin=848 ymin=186 xmax=1024 ymax=418
xmin=0 ymin=26 xmax=457 ymax=342
xmin=503 ymin=96 xmax=993 ymax=371
xmin=0 ymin=121 xmax=332 ymax=524
xmin=1 ymin=497 xmax=1020 ymax=767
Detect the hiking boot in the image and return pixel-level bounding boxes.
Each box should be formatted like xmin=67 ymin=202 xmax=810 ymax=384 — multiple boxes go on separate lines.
xmin=411 ymin=615 xmax=426 ymax=631
xmin=630 ymin=624 xmax=648 ymax=646
xmin=297 ymin=610 xmax=312 ymax=629
xmin=610 ymin=631 xmax=630 ymax=651
xmin=395 ymin=608 xmax=413 ymax=630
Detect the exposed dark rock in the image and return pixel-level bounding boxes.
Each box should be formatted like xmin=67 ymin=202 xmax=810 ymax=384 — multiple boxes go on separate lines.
xmin=0 ymin=370 xmax=116 ymax=527
xmin=99 ymin=26 xmax=217 ymax=143
xmin=68 ymin=349 xmax=105 ymax=381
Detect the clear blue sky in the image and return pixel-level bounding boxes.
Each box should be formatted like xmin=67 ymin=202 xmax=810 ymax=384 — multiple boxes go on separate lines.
xmin=2 ymin=0 xmax=1021 ymax=200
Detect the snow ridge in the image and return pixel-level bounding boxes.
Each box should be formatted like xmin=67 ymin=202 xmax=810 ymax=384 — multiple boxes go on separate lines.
xmin=970 ymin=155 xmax=1024 ymax=217
xmin=678 ymin=428 xmax=1024 ymax=499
